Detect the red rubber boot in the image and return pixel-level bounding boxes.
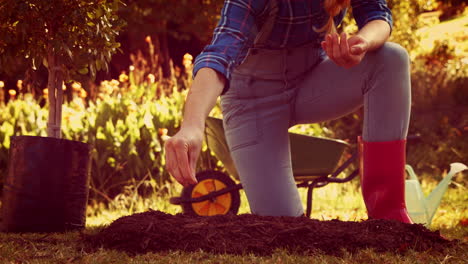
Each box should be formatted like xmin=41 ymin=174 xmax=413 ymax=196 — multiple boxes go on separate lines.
xmin=358 ymin=136 xmax=413 ymax=223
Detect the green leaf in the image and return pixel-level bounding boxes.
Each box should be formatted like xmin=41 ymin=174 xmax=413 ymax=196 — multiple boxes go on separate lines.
xmin=1 ymin=122 xmax=14 ymax=148
xmin=63 ymin=44 xmax=73 ymax=59
xmin=78 ymin=67 xmax=89 ymax=75
xmin=96 ymin=127 xmax=106 ymax=140
xmin=96 ymin=59 xmax=102 ymax=71
xmin=96 ymin=7 xmax=104 ymax=18
xmin=89 ymin=63 xmax=96 ymax=77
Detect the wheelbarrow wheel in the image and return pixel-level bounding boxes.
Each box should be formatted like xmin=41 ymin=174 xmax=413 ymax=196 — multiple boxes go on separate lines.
xmin=181 ymin=170 xmax=240 ymax=216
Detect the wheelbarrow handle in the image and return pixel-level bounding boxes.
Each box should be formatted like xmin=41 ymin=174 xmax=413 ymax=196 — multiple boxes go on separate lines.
xmin=169 ymin=183 xmax=243 ymax=205
xmin=329 ymin=151 xmax=358 ymax=178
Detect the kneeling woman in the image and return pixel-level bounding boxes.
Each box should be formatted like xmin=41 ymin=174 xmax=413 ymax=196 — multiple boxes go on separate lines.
xmin=164 ymin=0 xmax=413 ymax=223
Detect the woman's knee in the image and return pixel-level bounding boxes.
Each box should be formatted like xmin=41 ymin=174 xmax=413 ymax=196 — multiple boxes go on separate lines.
xmin=373 ymin=42 xmax=410 ymax=68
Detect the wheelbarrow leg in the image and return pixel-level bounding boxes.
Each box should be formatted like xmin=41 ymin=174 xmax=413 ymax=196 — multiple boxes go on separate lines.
xmin=306 ymin=186 xmax=314 ymax=218
xmin=305 ymin=179 xmax=323 ymax=218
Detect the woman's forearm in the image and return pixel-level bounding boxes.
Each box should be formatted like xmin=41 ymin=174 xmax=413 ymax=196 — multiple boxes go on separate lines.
xmin=180 ymin=68 xmax=225 ymax=131
xmin=357 ymin=20 xmax=391 ymax=51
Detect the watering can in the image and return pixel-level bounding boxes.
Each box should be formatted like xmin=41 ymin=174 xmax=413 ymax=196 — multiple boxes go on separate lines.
xmin=405 ymin=162 xmax=467 ymax=226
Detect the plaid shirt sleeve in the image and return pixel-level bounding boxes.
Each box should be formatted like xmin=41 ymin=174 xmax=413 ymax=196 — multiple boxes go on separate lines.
xmin=193 ymin=0 xmax=267 ymax=86
xmin=351 ymin=0 xmax=393 ymax=31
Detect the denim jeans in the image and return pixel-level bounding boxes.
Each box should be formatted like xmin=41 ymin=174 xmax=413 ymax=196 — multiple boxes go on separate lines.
xmin=220 ymin=42 xmax=411 ymax=216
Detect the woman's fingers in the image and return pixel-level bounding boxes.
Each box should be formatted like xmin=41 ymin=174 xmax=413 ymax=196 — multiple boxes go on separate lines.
xmin=188 ymin=145 xmax=201 ymax=183
xmin=164 ymin=127 xmax=204 ymax=187
xmin=322 ymin=33 xmax=368 ymax=68
xmin=348 ymin=35 xmax=369 ymax=55
xmin=164 ymin=135 xmax=199 ymax=186
xmin=164 ymin=143 xmax=186 ymax=185
xmin=321 ymin=41 xmax=327 ymax=52
xmin=324 ymin=33 xmax=353 ymax=68
xmin=325 ymin=34 xmax=338 ymax=62
xmin=325 ymin=34 xmax=334 ymax=61
xmin=332 ymin=33 xmax=345 ymax=65
xmin=339 ymin=32 xmax=353 ymax=68
xmin=173 ymin=140 xmax=196 ymax=186
xmin=350 ymin=45 xmax=362 ymax=55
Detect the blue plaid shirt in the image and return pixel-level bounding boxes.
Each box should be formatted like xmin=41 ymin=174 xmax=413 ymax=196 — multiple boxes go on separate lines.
xmin=193 ymin=0 xmax=393 ymax=85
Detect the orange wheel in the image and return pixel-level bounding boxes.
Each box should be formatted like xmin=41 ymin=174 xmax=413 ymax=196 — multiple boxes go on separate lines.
xmin=181 ymin=170 xmax=240 ymax=216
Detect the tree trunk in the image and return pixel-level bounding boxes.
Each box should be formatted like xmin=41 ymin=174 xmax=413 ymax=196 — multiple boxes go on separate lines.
xmin=159 ymin=32 xmax=172 ymax=79
xmin=46 ymin=49 xmax=64 ymax=138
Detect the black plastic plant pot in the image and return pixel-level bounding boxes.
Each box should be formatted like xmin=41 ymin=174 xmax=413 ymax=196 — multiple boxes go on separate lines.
xmin=1 ymin=136 xmax=91 ymax=232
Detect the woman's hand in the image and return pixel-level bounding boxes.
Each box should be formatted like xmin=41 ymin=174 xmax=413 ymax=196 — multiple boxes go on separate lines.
xmin=164 ymin=126 xmax=204 ymax=186
xmin=321 ymin=32 xmax=369 ymax=69
xmin=163 ymin=68 xmax=225 ymax=187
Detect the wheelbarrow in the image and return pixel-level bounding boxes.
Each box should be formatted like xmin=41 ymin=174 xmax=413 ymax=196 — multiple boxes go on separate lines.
xmin=170 ymin=117 xmax=359 ymax=218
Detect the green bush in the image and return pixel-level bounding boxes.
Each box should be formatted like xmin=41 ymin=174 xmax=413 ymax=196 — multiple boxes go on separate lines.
xmin=411 ymin=40 xmax=468 ymax=109
xmin=408 ymin=107 xmax=467 ymax=176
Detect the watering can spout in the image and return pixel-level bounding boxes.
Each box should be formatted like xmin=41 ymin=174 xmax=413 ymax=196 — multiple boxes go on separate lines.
xmin=405 ymin=162 xmax=467 ymax=226
xmin=425 ymin=162 xmax=467 ymax=222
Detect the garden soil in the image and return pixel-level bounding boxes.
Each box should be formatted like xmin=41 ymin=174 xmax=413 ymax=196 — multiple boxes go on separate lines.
xmin=85 ymin=210 xmax=457 ymax=256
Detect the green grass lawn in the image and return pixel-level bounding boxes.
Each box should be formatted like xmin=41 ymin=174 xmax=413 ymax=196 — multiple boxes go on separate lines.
xmin=0 ymin=177 xmax=466 ymax=264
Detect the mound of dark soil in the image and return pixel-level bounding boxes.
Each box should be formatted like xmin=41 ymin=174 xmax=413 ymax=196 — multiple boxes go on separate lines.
xmin=84 ymin=210 xmax=457 ymax=256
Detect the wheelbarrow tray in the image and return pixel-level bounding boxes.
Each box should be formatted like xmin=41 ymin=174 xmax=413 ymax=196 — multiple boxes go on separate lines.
xmin=205 ymin=117 xmax=348 ymax=180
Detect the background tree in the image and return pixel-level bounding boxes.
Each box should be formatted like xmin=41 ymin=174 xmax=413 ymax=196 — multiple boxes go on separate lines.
xmin=0 ymin=0 xmax=125 ymax=138
xmin=118 ymin=0 xmax=224 ymax=78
